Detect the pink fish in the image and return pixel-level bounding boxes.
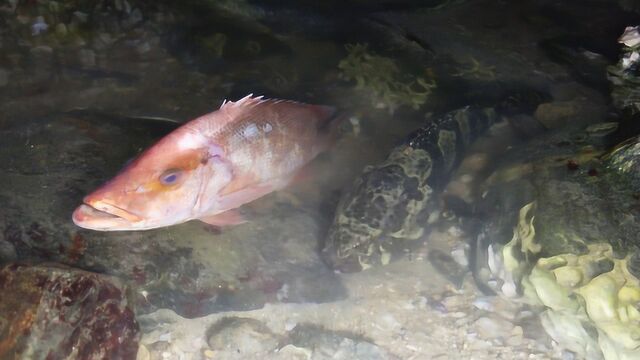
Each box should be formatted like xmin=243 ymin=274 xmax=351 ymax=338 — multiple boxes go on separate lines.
xmin=72 ymin=95 xmax=339 ymax=231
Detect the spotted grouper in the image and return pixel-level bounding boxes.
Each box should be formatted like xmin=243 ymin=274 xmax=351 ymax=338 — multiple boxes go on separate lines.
xmin=72 ymin=95 xmax=340 ymax=231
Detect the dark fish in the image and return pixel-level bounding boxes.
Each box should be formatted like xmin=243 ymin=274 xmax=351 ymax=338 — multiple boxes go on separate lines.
xmin=322 ymin=106 xmax=499 ymax=272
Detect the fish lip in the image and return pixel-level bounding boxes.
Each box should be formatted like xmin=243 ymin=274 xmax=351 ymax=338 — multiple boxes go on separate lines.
xmin=72 ymin=199 xmax=143 ymax=230
xmin=83 ymin=199 xmax=143 ymax=222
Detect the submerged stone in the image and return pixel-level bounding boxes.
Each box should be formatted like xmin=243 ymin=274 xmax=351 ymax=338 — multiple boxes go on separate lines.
xmin=0 ymin=263 xmax=139 ymax=360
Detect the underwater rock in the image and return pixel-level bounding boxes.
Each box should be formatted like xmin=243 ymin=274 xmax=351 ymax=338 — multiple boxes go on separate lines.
xmin=533 ymin=100 xmax=605 ymax=129
xmin=207 ymin=317 xmax=281 ymax=355
xmin=534 ymin=101 xmax=579 ymax=129
xmin=286 ymin=324 xmax=393 ymax=360
xmin=78 ymin=49 xmax=96 ymax=68
xmin=472 ymin=316 xmax=516 ymax=342
xmin=620 ymin=26 xmax=640 ymax=47
xmin=474 ymin=123 xmax=640 ymax=359
xmin=0 ymin=263 xmax=139 ymax=359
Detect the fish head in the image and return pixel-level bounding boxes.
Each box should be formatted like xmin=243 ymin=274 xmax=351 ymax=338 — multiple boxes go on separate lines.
xmin=73 ymin=128 xmax=232 ymax=231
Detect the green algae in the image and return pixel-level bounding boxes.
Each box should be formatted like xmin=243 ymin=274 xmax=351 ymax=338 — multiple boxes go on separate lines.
xmin=338 ymin=43 xmax=436 ymax=112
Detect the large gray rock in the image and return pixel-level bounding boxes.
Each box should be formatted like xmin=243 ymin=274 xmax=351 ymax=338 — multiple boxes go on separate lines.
xmin=0 ymin=263 xmax=139 ymax=359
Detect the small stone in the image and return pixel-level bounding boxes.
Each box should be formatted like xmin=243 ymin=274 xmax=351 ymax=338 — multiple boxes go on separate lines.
xmin=16 ymin=15 xmax=30 ymax=25
xmin=31 ymin=16 xmax=48 ymax=36
xmin=73 ymin=11 xmax=88 ymax=24
xmin=441 ymin=295 xmax=466 ymax=310
xmin=30 ymin=45 xmax=53 ymax=55
xmin=122 ymin=8 xmax=143 ymax=29
xmin=506 ymin=334 xmax=524 ymax=347
xmin=55 ymin=23 xmax=67 ymax=36
xmin=534 ymin=102 xmax=579 ymax=129
xmin=455 ymin=317 xmax=471 ymax=326
xmin=473 ymin=316 xmax=516 ymax=341
xmin=93 ymin=33 xmax=114 ymax=50
xmin=287 ymin=324 xmax=389 ymax=359
xmin=78 ymin=49 xmax=96 ymax=67
xmin=277 ymin=344 xmax=312 ymax=359
xmin=450 ymin=311 xmax=468 ymax=318
xmin=472 ymin=296 xmax=520 ymax=320
xmin=136 ymin=41 xmax=152 ymax=55
xmin=207 ymin=317 xmax=279 ymax=355
xmin=203 ymin=349 xmax=215 ymax=358
xmin=412 ymin=296 xmax=428 ymax=309
xmin=451 ymin=246 xmax=468 ymax=267
xmin=137 ymin=344 xmax=150 ymax=360
xmin=535 ymin=100 xmax=606 ymax=129
xmin=285 ymin=319 xmax=298 ymax=331
xmin=619 ymin=26 xmax=640 ymax=47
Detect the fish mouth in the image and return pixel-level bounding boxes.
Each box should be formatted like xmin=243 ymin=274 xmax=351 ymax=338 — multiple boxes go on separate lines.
xmin=72 ymin=200 xmax=143 ymax=231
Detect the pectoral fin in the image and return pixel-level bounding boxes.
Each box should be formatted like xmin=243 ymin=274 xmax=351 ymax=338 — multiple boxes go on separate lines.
xmin=199 ymin=209 xmax=247 ymax=226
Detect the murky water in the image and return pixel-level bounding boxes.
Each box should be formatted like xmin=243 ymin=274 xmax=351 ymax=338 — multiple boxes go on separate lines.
xmin=1 ymin=0 xmax=639 ymax=359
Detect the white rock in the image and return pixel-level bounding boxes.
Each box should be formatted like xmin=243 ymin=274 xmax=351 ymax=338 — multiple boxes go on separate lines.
xmin=619 ymin=26 xmax=640 ymax=47
xmin=31 ymin=16 xmax=48 ymax=36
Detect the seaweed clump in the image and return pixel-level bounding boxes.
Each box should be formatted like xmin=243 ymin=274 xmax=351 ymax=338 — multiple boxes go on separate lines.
xmin=338 ymin=43 xmax=436 ymax=112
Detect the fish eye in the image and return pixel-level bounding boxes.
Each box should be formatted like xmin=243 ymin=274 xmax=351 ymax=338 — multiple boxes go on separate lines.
xmin=159 ymin=169 xmax=182 ymax=186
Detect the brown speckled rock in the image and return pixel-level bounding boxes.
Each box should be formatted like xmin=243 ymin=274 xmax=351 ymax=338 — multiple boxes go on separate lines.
xmin=0 ymin=263 xmax=139 ymax=360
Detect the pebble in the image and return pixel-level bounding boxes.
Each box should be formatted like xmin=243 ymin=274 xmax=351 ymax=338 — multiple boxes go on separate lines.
xmin=412 ymin=296 xmax=428 ymax=309
xmin=136 ymin=344 xmax=150 ymax=360
xmin=78 ymin=49 xmax=96 ymax=67
xmin=473 ymin=316 xmax=516 ymax=341
xmin=451 ymin=246 xmax=468 ymax=267
xmin=31 ymin=16 xmax=48 ymax=36
xmin=285 ymin=319 xmax=298 ymax=331
xmin=73 ymin=11 xmax=88 ymax=24
xmin=534 ymin=102 xmax=579 ymax=129
xmin=30 ymin=45 xmax=53 ymax=56
xmin=277 ymin=344 xmax=312 ymax=359
xmin=122 ymin=8 xmax=143 ymax=29
xmin=472 ymin=296 xmax=521 ymax=320
xmin=93 ymin=33 xmax=114 ymax=50
xmin=55 ymin=23 xmax=68 ymax=36
xmin=207 ymin=317 xmax=280 ymax=355
xmin=507 ymin=334 xmax=524 ymax=347
xmin=441 ymin=295 xmax=466 ymax=310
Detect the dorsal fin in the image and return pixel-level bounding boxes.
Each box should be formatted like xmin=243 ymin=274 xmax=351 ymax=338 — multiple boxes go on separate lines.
xmin=192 ymin=94 xmax=339 ymax=138
xmin=220 ymin=94 xmax=265 ymax=111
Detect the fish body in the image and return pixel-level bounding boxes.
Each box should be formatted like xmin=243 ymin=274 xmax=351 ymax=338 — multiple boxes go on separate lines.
xmin=322 ymin=106 xmax=499 ymax=272
xmin=72 ymin=95 xmax=338 ymax=231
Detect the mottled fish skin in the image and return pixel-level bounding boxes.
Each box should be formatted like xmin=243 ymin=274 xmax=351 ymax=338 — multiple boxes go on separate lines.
xmin=72 ymin=94 xmax=338 ymax=231
xmin=322 ymin=107 xmax=498 ymax=272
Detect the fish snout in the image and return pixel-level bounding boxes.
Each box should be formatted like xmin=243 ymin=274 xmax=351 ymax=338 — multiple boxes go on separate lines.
xmin=72 ymin=204 xmax=92 ymax=224
xmin=72 ymin=190 xmax=144 ymax=230
xmin=83 ymin=196 xmax=143 ymax=223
